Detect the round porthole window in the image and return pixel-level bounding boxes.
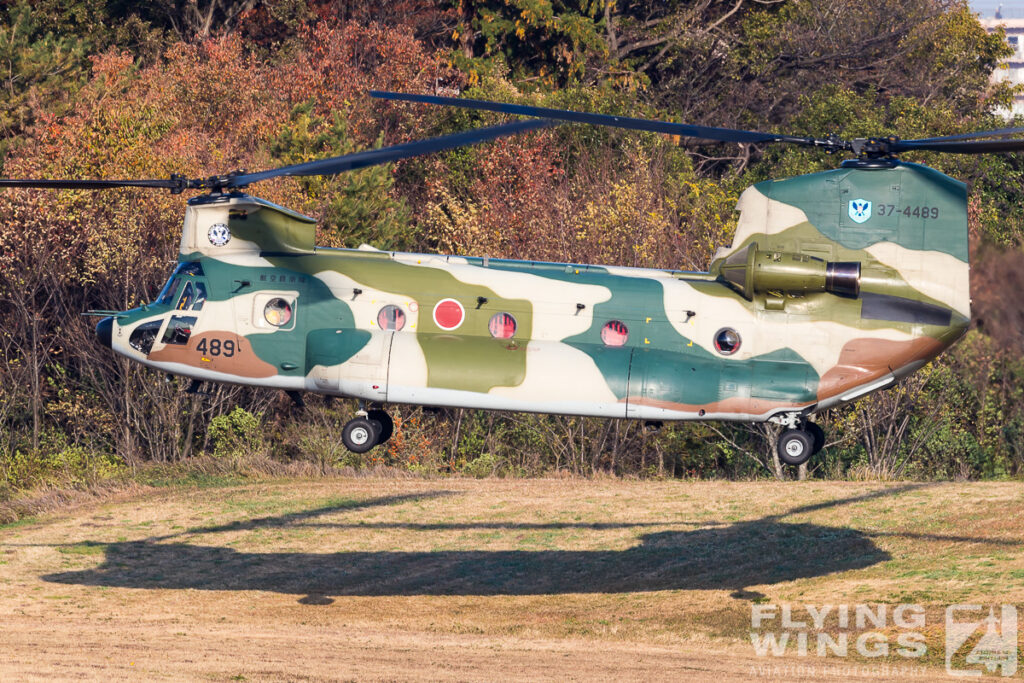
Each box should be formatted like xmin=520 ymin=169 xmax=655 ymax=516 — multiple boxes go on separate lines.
xmin=601 ymin=320 xmax=629 ymax=347
xmin=489 ymin=312 xmax=517 ymax=339
xmin=714 ymin=327 xmax=741 ymax=355
xmin=377 ymin=305 xmax=406 ymax=331
xmin=264 ymin=298 xmax=293 ymax=327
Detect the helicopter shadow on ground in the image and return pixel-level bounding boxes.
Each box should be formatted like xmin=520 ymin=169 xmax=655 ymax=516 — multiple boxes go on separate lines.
xmin=41 ymin=521 xmax=888 ymax=599
xmin=35 ymin=487 xmax=973 ymax=600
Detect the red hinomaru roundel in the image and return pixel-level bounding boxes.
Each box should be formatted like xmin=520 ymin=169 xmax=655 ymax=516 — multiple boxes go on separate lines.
xmin=432 ymin=298 xmax=465 ymax=330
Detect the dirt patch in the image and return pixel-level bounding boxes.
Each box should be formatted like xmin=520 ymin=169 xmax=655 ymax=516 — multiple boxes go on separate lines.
xmin=1 ymin=478 xmax=1018 ymax=680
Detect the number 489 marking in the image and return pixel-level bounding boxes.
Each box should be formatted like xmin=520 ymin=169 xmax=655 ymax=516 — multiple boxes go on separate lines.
xmin=196 ymin=338 xmax=237 ymax=357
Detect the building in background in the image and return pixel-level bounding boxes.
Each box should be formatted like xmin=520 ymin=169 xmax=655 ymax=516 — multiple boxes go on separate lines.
xmin=978 ymin=3 xmax=1024 ymax=117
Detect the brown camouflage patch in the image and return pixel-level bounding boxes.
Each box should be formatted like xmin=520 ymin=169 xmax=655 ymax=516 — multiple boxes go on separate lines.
xmin=148 ymin=331 xmax=278 ymax=378
xmin=817 ymin=336 xmax=944 ymax=401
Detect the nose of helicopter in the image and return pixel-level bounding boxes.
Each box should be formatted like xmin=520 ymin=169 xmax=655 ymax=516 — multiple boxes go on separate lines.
xmin=95 ymin=316 xmax=113 ymax=348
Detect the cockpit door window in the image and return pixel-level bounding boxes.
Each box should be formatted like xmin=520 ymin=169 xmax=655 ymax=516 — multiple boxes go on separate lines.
xmin=161 ymin=315 xmax=197 ymax=345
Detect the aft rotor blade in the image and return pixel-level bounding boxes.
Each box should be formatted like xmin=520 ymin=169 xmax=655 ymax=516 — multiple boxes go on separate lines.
xmin=892 ymin=137 xmax=1024 ymax=154
xmin=0 ymin=178 xmax=189 ymax=190
xmin=230 ymin=118 xmax=552 ymax=187
xmin=904 ymin=126 xmax=1024 ymax=143
xmin=370 ymin=90 xmax=793 ymax=145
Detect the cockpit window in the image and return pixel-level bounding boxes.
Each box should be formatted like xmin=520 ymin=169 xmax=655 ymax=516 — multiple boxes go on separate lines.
xmin=157 ymin=277 xmax=181 ymax=306
xmin=192 ymin=282 xmax=207 ymax=310
xmin=161 ymin=315 xmax=197 ymax=345
xmin=155 ymin=262 xmax=205 ymax=305
xmin=176 ymin=282 xmax=195 ymax=310
xmin=129 ymin=320 xmax=163 ymax=354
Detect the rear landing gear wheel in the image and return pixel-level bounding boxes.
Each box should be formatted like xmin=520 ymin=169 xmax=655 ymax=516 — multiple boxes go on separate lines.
xmin=777 ymin=428 xmax=814 ymax=467
xmin=367 ymin=409 xmax=394 ymax=444
xmin=342 ymin=417 xmax=378 ymax=454
xmin=806 ymin=421 xmax=825 ymax=455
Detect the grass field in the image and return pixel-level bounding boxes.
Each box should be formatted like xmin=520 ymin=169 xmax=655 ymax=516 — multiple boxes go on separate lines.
xmin=1 ymin=477 xmax=1022 ymax=681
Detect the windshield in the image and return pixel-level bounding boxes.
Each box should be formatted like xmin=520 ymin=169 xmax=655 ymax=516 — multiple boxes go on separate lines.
xmin=155 ymin=262 xmax=205 ymax=305
xmin=176 ymin=282 xmax=195 ymax=310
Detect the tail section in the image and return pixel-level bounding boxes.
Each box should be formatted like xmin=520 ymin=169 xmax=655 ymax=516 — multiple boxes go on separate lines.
xmin=713 ymin=161 xmax=970 ymax=320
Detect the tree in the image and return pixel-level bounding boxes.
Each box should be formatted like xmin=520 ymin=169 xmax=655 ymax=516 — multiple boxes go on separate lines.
xmin=0 ymin=2 xmax=89 ymax=156
xmin=150 ymin=0 xmax=262 ymax=42
xmin=269 ymin=102 xmax=413 ymax=249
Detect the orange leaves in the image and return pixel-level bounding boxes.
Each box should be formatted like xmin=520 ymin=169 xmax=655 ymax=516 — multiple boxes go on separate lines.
xmin=0 ymin=16 xmax=468 ymax=304
xmin=269 ymin=21 xmax=455 ymax=145
xmin=87 ymin=51 xmax=137 ymax=89
xmin=421 ymin=127 xmax=566 ymax=259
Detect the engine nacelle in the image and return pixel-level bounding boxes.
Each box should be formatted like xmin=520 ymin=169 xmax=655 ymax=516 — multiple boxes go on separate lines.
xmin=718 ymin=242 xmax=860 ymax=300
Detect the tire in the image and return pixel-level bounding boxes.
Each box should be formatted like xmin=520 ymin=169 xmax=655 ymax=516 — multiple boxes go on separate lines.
xmin=342 ymin=417 xmax=378 ymax=453
xmin=806 ymin=421 xmax=825 ymax=454
xmin=367 ymin=409 xmax=394 ymax=444
xmin=777 ymin=429 xmax=814 ymax=466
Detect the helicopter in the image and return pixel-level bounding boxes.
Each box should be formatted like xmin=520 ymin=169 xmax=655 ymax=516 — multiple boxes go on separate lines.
xmin=3 ymin=91 xmax=1020 ymax=467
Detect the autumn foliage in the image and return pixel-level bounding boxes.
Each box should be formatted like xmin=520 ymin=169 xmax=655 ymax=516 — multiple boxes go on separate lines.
xmin=1 ymin=1 xmax=1023 ymax=491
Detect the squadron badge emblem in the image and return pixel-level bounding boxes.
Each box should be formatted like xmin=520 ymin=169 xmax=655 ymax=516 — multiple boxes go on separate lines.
xmin=848 ymin=199 xmax=872 ymax=224
xmin=208 ymin=223 xmax=230 ymax=246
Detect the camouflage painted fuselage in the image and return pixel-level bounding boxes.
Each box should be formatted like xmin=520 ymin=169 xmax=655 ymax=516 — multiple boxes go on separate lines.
xmin=106 ymin=161 xmax=970 ymax=422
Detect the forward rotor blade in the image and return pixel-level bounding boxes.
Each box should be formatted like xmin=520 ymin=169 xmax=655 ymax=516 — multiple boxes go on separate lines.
xmin=0 ymin=120 xmax=551 ymax=193
xmin=371 ymin=90 xmax=788 ymax=145
xmin=0 ymin=178 xmax=187 ymax=190
xmin=230 ymin=118 xmax=552 ymax=187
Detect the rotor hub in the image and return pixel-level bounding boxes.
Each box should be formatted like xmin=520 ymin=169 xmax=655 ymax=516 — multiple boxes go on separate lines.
xmin=849 ymin=136 xmax=902 ymax=160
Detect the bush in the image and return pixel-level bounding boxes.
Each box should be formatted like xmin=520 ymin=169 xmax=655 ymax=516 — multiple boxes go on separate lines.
xmin=207 ymin=408 xmax=265 ymax=459
xmin=461 ymin=453 xmax=503 ymax=478
xmin=0 ymin=446 xmax=124 ymax=492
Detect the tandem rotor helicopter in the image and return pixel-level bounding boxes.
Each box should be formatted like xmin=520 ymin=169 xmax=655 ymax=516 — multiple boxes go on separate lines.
xmin=3 ymin=90 xmax=1021 ymax=467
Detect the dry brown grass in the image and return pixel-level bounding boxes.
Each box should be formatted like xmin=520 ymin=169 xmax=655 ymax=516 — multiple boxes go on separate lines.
xmin=1 ymin=478 xmax=1021 ymax=680
xmin=0 ymin=480 xmax=148 ymax=525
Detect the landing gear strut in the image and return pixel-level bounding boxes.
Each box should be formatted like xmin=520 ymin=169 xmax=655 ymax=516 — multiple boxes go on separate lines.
xmin=341 ymin=406 xmax=394 ymax=453
xmin=774 ymin=418 xmax=826 ymax=467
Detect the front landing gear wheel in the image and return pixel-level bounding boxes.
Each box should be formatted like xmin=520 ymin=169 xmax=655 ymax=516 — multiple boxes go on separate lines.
xmin=777 ymin=429 xmax=814 ymax=466
xmin=806 ymin=421 xmax=825 ymax=455
xmin=343 ymin=417 xmax=378 ymax=454
xmin=367 ymin=409 xmax=393 ymax=444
